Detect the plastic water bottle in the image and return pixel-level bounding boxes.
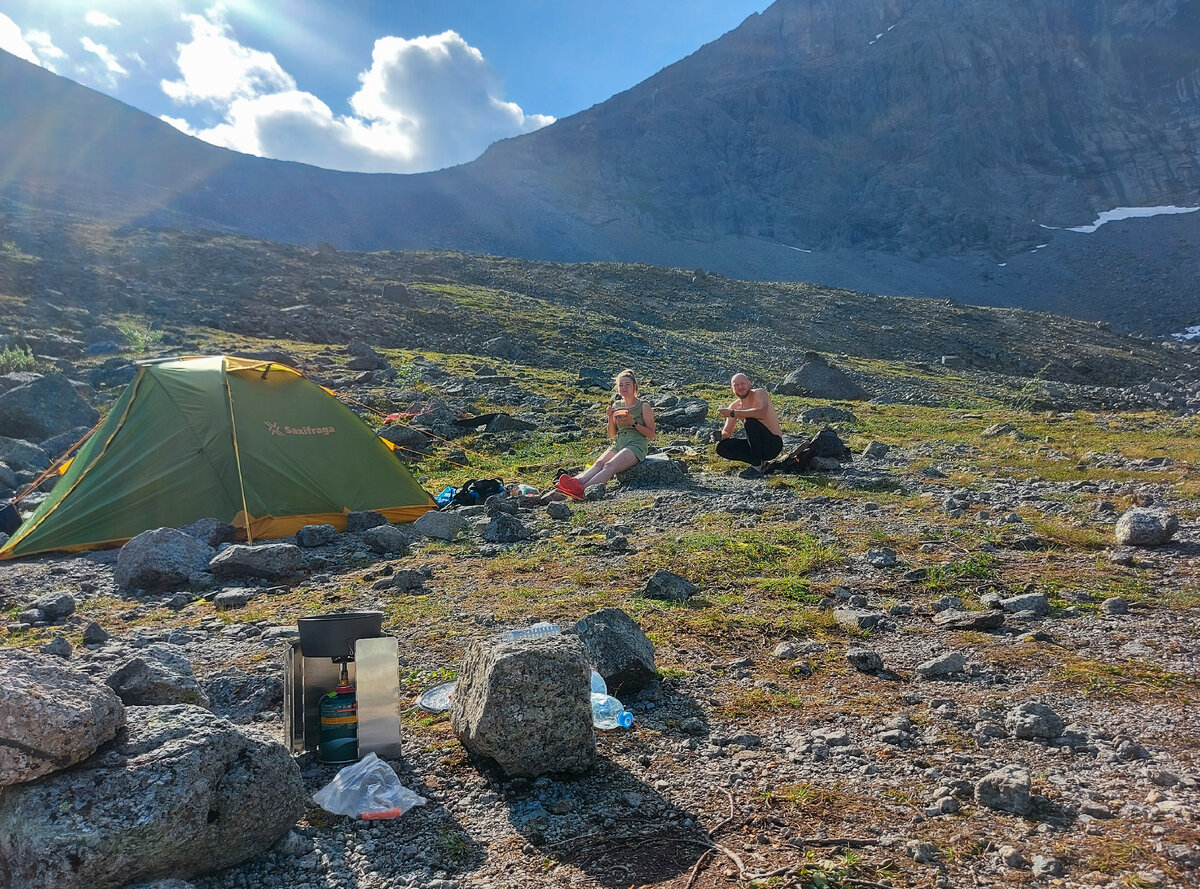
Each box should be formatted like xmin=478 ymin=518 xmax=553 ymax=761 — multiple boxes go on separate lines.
xmin=591 ymin=692 xmax=633 ymax=730
xmin=500 ymin=621 xmax=560 ymax=642
xmin=590 ymin=669 xmax=607 ymax=695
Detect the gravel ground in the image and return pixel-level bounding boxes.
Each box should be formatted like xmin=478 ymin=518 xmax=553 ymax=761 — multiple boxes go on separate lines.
xmin=3 ymin=455 xmax=1198 ymax=889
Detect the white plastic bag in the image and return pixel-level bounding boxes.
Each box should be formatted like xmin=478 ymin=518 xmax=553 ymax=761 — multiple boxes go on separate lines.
xmin=312 ymin=752 xmax=427 ymax=820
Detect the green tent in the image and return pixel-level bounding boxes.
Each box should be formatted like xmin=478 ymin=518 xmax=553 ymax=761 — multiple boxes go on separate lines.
xmin=0 ymin=356 xmax=434 ymax=559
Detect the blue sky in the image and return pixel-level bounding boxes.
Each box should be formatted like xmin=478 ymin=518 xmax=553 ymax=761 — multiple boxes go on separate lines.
xmin=1 ymin=0 xmax=768 ymax=173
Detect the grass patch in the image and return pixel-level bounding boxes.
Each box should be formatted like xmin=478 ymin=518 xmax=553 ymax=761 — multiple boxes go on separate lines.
xmin=760 ymin=781 xmax=847 ymax=813
xmin=719 ymin=687 xmax=806 ymax=716
xmin=1057 ymin=660 xmax=1200 ymax=699
xmin=1027 ymin=519 xmax=1110 ymax=551
xmin=635 ymin=526 xmax=842 ymax=587
xmin=922 ymin=552 xmax=1000 ymax=593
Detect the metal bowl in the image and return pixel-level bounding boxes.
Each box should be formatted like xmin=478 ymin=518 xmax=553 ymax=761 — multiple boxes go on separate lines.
xmin=296 ymin=611 xmax=384 ymax=659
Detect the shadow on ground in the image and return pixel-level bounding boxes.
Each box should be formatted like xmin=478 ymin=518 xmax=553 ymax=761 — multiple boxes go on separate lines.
xmin=503 ymin=758 xmax=710 ymax=888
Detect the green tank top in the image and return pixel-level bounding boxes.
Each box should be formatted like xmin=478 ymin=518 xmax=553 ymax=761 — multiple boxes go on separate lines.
xmin=613 ymin=401 xmax=650 ymax=460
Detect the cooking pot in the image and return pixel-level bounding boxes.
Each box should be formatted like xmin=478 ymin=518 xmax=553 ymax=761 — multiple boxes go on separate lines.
xmin=297 ymin=611 xmax=384 ymax=660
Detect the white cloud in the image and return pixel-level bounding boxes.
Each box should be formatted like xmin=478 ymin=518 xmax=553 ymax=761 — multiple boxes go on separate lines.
xmin=182 ymin=88 xmax=423 ymax=173
xmin=26 ymin=31 xmax=66 ymax=64
xmin=347 ymin=31 xmax=555 ymax=171
xmin=85 ymin=11 xmax=121 ymax=28
xmin=161 ymin=13 xmax=553 ymax=173
xmin=160 ymin=114 xmax=197 ymax=135
xmin=81 ymin=37 xmax=126 ymax=75
xmin=161 ymin=10 xmax=293 ymax=106
xmin=0 ymin=13 xmax=40 ymax=65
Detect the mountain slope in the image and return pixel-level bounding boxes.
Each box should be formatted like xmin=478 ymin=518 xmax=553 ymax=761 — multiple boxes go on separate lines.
xmin=476 ymin=0 xmax=1200 ymax=256
xmin=1 ymin=0 xmax=1198 ymax=331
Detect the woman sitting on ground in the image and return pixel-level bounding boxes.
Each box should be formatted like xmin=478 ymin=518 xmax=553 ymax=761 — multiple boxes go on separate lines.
xmin=561 ymin=369 xmax=655 ymax=495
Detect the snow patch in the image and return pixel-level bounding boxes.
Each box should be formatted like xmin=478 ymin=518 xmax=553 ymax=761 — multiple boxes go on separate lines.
xmin=1171 ymin=325 xmax=1200 ymax=342
xmin=1041 ymin=205 xmax=1200 ymax=234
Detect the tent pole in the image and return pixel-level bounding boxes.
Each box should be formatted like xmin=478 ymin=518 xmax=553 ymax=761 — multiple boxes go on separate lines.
xmin=223 ymin=361 xmax=255 ymax=545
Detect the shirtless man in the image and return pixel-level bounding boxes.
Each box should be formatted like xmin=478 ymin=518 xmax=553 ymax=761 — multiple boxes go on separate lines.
xmin=715 ymin=373 xmax=784 ymax=478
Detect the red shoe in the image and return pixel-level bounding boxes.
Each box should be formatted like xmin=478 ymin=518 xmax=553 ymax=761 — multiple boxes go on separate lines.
xmin=554 ymin=475 xmax=585 ymax=500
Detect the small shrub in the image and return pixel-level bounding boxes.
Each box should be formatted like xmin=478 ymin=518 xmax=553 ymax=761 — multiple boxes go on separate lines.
xmin=0 ymin=345 xmax=37 ymax=373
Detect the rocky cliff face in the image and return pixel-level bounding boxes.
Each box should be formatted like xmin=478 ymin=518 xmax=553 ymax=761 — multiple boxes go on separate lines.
xmin=0 ymin=0 xmax=1197 ymax=331
xmin=475 ymin=0 xmax=1200 ymax=256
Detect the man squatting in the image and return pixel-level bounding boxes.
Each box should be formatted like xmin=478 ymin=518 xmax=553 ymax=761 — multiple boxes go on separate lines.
xmin=715 ymin=373 xmax=784 ymax=477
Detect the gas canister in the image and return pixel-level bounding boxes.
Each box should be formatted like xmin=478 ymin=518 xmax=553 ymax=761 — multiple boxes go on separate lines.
xmin=318 ymin=671 xmax=358 ymax=763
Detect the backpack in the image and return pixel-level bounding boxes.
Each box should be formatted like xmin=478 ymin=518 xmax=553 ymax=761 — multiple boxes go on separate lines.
xmin=764 ymin=427 xmax=850 ymax=474
xmin=451 ymin=478 xmax=505 ymax=506
xmin=1 ymin=500 xmax=20 ymax=535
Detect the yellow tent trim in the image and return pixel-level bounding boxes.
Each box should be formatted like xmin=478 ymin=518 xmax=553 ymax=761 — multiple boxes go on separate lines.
xmin=0 ymin=535 xmax=144 ymax=557
xmin=237 ymin=506 xmax=433 ymax=540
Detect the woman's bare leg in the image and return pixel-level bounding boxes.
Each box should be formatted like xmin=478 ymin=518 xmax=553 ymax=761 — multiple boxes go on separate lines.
xmin=584 ymin=448 xmax=639 ymax=486
xmin=576 ymin=449 xmax=617 ymax=486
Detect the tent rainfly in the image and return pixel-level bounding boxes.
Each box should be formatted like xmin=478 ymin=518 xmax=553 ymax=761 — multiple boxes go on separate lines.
xmin=0 ymin=356 xmax=434 ymax=559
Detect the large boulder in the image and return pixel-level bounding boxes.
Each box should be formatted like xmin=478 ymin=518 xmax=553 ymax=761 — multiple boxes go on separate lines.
xmin=412 ymin=511 xmax=466 ymax=541
xmin=362 ymin=524 xmax=410 ymax=555
xmin=0 ymin=649 xmax=125 ymax=787
xmin=115 ymin=528 xmax=216 ymax=592
xmin=653 ymin=396 xmax=709 ymax=429
xmin=294 ymin=523 xmax=339 ymax=547
xmin=932 ymin=608 xmax=1005 ymax=631
xmin=1004 ymin=701 xmax=1065 ymax=740
xmin=0 ymin=437 xmax=51 ymax=473
xmin=102 ymin=643 xmax=210 ymax=707
xmin=0 ymin=704 xmax=306 ymax=889
xmin=451 ymin=634 xmax=595 ymax=779
xmin=345 ymin=339 xmax=389 ymax=370
xmin=345 ymin=510 xmax=388 ymax=533
xmin=640 ymin=569 xmax=698 ymax=603
xmin=36 ymin=426 xmax=94 ymax=462
xmin=32 ymin=592 xmax=76 ymax=620
xmin=572 ymin=608 xmax=658 ymax=696
xmin=846 ymin=648 xmax=885 ymax=673
xmin=208 ymin=543 xmax=303 ymax=581
xmin=482 ymin=514 xmax=530 ymax=543
xmin=0 ymin=460 xmax=17 ymax=494
xmin=180 ymin=518 xmax=237 ymax=547
xmin=998 ymin=592 xmax=1050 ymax=615
xmin=0 ymin=373 xmax=100 ymax=442
xmin=483 ymin=413 xmax=536 ymax=435
xmin=915 ymin=651 xmax=966 ymax=679
xmin=376 ymin=424 xmax=433 ymax=457
xmin=407 ymin=398 xmax=463 ymax=439
xmin=775 ymin=358 xmax=868 ymax=401
xmin=1114 ymin=508 xmax=1179 ymax=546
xmin=616 ymin=454 xmax=688 ymax=486
xmin=976 ymin=765 xmax=1034 ymax=816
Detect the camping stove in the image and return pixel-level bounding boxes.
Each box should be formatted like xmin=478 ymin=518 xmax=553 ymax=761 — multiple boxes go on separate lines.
xmin=284 ymin=611 xmax=403 ymax=760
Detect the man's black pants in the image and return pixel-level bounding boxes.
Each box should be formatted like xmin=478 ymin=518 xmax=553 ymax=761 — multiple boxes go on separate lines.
xmin=716 ymin=418 xmax=783 ymax=467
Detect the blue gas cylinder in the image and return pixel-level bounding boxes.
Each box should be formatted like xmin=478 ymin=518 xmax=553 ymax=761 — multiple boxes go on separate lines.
xmin=318 ymin=678 xmax=358 ymax=763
